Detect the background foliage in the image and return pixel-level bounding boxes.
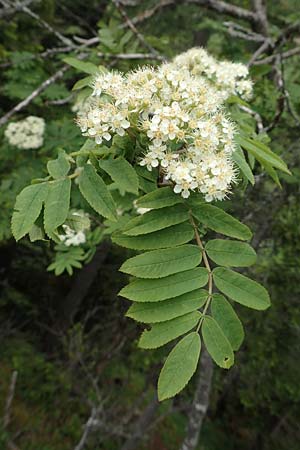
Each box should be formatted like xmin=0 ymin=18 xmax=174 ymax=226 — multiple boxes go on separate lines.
xmin=0 ymin=1 xmax=300 ymax=449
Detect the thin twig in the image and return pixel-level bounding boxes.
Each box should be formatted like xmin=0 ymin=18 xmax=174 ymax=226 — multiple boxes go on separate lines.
xmin=20 ymin=4 xmax=75 ymax=47
xmin=112 ymin=0 xmax=159 ymax=57
xmin=254 ymin=46 xmax=300 ymax=64
xmin=248 ymin=39 xmax=272 ymax=66
xmin=0 ymin=65 xmax=68 ymax=127
xmin=97 ymin=51 xmax=165 ymax=60
xmin=239 ymin=105 xmax=264 ymax=132
xmin=74 ymin=407 xmax=102 ymax=450
xmin=223 ymin=21 xmax=266 ymax=42
xmin=3 ymin=370 xmax=18 ymax=429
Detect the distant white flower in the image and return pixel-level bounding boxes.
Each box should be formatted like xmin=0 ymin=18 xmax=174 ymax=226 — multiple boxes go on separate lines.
xmin=59 ymin=211 xmax=90 ymax=246
xmin=5 ymin=116 xmax=45 ymax=149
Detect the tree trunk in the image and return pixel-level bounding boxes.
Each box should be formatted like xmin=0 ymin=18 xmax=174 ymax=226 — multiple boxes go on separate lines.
xmin=121 ymin=395 xmax=159 ymax=450
xmin=62 ymin=241 xmax=111 ymax=326
xmin=180 ymin=347 xmax=213 ymax=450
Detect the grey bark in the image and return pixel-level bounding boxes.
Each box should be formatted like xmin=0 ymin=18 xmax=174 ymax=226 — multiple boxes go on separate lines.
xmin=121 ymin=395 xmax=159 ymax=450
xmin=180 ymin=347 xmax=214 ymax=450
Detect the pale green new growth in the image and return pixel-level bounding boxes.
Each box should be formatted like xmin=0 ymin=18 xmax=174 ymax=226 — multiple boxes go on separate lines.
xmin=12 ymin=183 xmax=48 ymax=241
xmin=47 ymin=151 xmax=70 ymax=179
xmin=44 ymin=179 xmax=71 ymax=237
xmin=99 ymin=156 xmax=139 ymax=195
xmin=78 ymin=164 xmax=117 ymax=221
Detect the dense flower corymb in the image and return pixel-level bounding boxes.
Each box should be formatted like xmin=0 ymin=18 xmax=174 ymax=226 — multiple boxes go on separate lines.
xmin=76 ymin=48 xmax=251 ymax=201
xmin=5 ymin=116 xmax=45 ymax=150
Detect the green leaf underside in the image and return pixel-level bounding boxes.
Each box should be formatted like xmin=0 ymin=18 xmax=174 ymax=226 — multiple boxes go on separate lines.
xmin=126 ymin=289 xmax=208 ymax=323
xmin=99 ymin=157 xmax=139 ymax=194
xmin=119 ymin=267 xmax=209 ymax=302
xmin=192 ymin=204 xmax=252 ymax=241
xmin=232 ymin=146 xmax=255 ymax=185
xmin=120 ymin=245 xmax=202 ymax=278
xmin=202 ymin=317 xmax=234 ymax=369
xmin=136 ymin=187 xmax=182 ymax=209
xmin=112 ymin=222 xmax=194 ymax=250
xmin=205 ymin=239 xmax=256 ymax=267
xmin=78 ymin=164 xmax=117 ymax=221
xmin=139 ymin=311 xmax=201 ymax=349
xmin=47 ymin=152 xmax=70 ymax=179
xmin=123 ymin=204 xmax=189 ymax=236
xmin=11 ymin=183 xmax=48 ymax=241
xmin=236 ymin=136 xmax=290 ymax=174
xmin=44 ymin=179 xmax=71 ymax=235
xmin=158 ymin=332 xmax=201 ymax=401
xmin=29 ymin=223 xmax=44 ymax=242
xmin=211 ymin=294 xmax=244 ymax=351
xmin=213 ymin=267 xmax=270 ymax=310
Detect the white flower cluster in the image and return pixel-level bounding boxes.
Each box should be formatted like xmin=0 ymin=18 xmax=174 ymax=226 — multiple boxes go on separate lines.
xmin=59 ymin=210 xmax=90 ymax=246
xmin=5 ymin=116 xmax=45 ymax=149
xmin=76 ymin=48 xmax=250 ymax=201
xmin=173 ymin=47 xmax=253 ymax=100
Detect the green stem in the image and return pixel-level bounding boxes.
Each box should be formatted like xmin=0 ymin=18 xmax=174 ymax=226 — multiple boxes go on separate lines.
xmin=189 ymin=213 xmax=213 ymax=332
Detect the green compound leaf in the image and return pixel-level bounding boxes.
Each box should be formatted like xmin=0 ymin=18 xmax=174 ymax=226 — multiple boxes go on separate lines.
xmin=213 ymin=267 xmax=271 ymax=310
xmin=139 ymin=311 xmax=201 ymax=349
xmin=211 ymin=294 xmax=244 ymax=351
xmin=119 ymin=267 xmax=209 ymax=302
xmin=99 ymin=157 xmax=139 ymax=195
xmin=12 ymin=183 xmax=49 ymax=241
xmin=158 ymin=332 xmax=201 ymax=401
xmin=120 ymin=245 xmax=202 ymax=279
xmin=123 ymin=204 xmax=189 ymax=236
xmin=205 ymin=239 xmax=256 ymax=267
xmin=192 ymin=204 xmax=252 ymax=241
xmin=112 ymin=222 xmax=194 ymax=250
xmin=136 ymin=187 xmax=182 ymax=210
xmin=232 ymin=146 xmax=255 ymax=185
xmin=47 ymin=151 xmax=70 ymax=179
xmin=236 ymin=135 xmax=290 ymax=175
xmin=44 ymin=178 xmax=71 ymax=236
xmin=126 ymin=289 xmax=208 ymax=323
xmin=78 ymin=164 xmax=117 ymax=221
xmin=202 ymin=316 xmax=234 ymax=369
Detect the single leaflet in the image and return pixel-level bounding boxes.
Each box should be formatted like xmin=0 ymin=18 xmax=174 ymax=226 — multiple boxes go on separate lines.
xmin=11 ymin=48 xmax=289 ymax=401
